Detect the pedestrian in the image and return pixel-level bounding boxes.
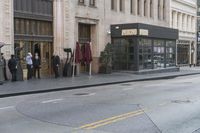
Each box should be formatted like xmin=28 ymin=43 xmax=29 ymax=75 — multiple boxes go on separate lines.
xmin=8 ymin=55 xmax=17 ymax=82
xmin=52 ymin=55 xmax=60 ymax=78
xmin=33 ymin=53 xmax=41 ymax=79
xmin=26 ymin=52 xmax=33 ymax=80
xmin=1 ymin=53 xmax=8 ymax=80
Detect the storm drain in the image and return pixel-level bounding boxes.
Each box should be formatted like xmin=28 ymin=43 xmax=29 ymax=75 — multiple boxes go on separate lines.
xmin=171 ymin=100 xmax=191 ymax=104
xmin=74 ymin=93 xmax=90 ymax=96
xmin=120 ymin=84 xmax=132 ymax=86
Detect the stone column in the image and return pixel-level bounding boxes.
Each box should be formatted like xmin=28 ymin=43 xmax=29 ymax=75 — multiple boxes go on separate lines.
xmin=139 ymin=0 xmax=144 ymax=16
xmin=146 ymin=0 xmax=150 ymax=18
xmin=192 ymin=16 xmax=195 ymax=32
xmin=133 ymin=0 xmax=138 ymax=15
xmin=187 ymin=15 xmax=190 ymax=32
xmin=178 ymin=13 xmax=182 ymax=30
xmin=173 ymin=11 xmax=177 ymax=28
xmin=183 ymin=14 xmax=187 ymax=31
xmin=53 ymin=0 xmax=64 ymax=57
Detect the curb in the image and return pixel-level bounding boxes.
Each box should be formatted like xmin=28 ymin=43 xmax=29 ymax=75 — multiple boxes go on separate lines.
xmin=0 ymin=72 xmax=200 ymax=98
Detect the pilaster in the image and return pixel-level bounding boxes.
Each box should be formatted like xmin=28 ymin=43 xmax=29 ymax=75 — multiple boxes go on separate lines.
xmin=140 ymin=0 xmax=144 ymax=16
xmin=178 ymin=13 xmax=182 ymax=30
xmin=53 ymin=0 xmax=65 ymax=58
xmin=133 ymin=0 xmax=138 ymax=15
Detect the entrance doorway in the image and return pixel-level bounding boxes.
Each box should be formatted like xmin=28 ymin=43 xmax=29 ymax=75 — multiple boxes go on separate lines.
xmin=177 ymin=44 xmax=189 ymax=65
xmin=78 ymin=23 xmax=91 ymax=73
xmin=14 ymin=41 xmax=53 ymax=78
xmin=112 ymin=38 xmax=136 ymax=71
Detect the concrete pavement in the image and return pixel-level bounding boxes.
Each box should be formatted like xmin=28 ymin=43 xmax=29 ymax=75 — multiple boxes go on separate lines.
xmin=0 ymin=67 xmax=200 ymax=98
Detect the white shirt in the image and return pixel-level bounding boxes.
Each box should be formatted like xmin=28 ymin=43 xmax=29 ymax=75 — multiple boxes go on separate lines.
xmin=26 ymin=55 xmax=33 ymax=65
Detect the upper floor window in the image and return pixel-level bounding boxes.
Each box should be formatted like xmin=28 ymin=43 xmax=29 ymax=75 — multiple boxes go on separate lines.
xmin=150 ymin=0 xmax=153 ymax=18
xmin=163 ymin=0 xmax=166 ymax=20
xmin=158 ymin=0 xmax=160 ymax=19
xmin=79 ymin=0 xmax=84 ymax=4
xmin=111 ymin=0 xmax=117 ymax=11
xmin=137 ymin=0 xmax=140 ymax=15
xmin=90 ymin=0 xmax=95 ymax=6
xmin=119 ymin=0 xmax=125 ymax=12
xmin=144 ymin=0 xmax=147 ymax=16
xmin=130 ymin=0 xmax=133 ymax=14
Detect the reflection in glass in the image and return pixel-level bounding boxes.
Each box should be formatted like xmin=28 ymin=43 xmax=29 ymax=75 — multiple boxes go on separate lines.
xmin=139 ymin=39 xmax=152 ymax=70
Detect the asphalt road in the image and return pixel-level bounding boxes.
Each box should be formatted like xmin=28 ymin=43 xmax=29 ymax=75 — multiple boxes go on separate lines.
xmin=1 ymin=75 xmax=200 ymax=133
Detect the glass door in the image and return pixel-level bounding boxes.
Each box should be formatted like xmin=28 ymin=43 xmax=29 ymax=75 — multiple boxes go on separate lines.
xmin=112 ymin=38 xmax=136 ymax=71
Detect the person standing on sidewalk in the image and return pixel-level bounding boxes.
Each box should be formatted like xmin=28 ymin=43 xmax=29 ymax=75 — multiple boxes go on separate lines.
xmin=33 ymin=53 xmax=41 ymax=79
xmin=1 ymin=53 xmax=8 ymax=80
xmin=8 ymin=55 xmax=17 ymax=82
xmin=52 ymin=55 xmax=60 ymax=78
xmin=26 ymin=52 xmax=33 ymax=80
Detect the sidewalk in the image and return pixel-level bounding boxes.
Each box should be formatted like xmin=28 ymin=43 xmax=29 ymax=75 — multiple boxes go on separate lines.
xmin=0 ymin=67 xmax=200 ymax=98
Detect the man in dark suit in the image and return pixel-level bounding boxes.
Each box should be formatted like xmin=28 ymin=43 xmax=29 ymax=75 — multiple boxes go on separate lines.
xmin=52 ymin=55 xmax=60 ymax=78
xmin=8 ymin=55 xmax=17 ymax=82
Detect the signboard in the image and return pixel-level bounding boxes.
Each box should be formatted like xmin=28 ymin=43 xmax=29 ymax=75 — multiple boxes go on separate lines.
xmin=139 ymin=29 xmax=149 ymax=36
xmin=121 ymin=29 xmax=137 ymax=36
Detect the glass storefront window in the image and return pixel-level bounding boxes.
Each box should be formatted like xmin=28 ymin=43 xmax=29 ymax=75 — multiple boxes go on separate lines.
xmin=153 ymin=40 xmax=165 ymax=69
xmin=112 ymin=38 xmax=136 ymax=71
xmin=139 ymin=39 xmax=152 ymax=70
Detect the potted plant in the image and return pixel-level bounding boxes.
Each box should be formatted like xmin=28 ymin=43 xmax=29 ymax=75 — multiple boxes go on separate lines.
xmin=99 ymin=43 xmax=112 ymax=74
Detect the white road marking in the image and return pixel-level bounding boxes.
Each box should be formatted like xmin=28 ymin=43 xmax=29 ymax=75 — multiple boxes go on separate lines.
xmin=87 ymin=93 xmax=96 ymax=96
xmin=0 ymin=106 xmax=15 ymax=110
xmin=41 ymin=99 xmax=63 ymax=104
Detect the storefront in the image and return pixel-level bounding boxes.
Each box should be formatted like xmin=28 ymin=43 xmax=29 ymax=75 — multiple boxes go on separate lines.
xmin=111 ymin=23 xmax=179 ymax=73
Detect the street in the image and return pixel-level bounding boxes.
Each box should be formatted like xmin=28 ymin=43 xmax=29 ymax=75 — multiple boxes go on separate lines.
xmin=1 ymin=75 xmax=200 ymax=133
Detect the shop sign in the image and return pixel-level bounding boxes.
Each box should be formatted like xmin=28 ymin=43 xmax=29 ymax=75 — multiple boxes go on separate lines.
xmin=139 ymin=29 xmax=149 ymax=36
xmin=121 ymin=29 xmax=137 ymax=36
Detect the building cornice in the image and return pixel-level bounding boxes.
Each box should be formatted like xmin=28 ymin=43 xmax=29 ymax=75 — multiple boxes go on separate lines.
xmin=174 ymin=0 xmax=197 ymax=8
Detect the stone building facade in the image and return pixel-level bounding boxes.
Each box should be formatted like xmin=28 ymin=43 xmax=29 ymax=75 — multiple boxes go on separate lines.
xmin=0 ymin=0 xmax=195 ymax=77
xmin=171 ymin=0 xmax=197 ymax=66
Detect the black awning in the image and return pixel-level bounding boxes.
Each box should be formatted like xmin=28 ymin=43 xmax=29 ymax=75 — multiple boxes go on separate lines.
xmin=111 ymin=23 xmax=179 ymax=40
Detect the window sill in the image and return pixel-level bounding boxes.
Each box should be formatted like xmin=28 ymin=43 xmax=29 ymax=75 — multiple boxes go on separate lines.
xmin=78 ymin=3 xmax=86 ymax=6
xmin=89 ymin=5 xmax=97 ymax=8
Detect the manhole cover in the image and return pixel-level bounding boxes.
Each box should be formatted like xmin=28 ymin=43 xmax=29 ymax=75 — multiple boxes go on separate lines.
xmin=74 ymin=93 xmax=90 ymax=96
xmin=120 ymin=84 xmax=132 ymax=86
xmin=171 ymin=100 xmax=191 ymax=103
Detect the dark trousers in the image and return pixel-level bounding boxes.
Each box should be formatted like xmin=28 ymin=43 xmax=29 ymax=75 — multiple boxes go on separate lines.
xmin=34 ymin=67 xmax=40 ymax=79
xmin=53 ymin=66 xmax=59 ymax=78
xmin=11 ymin=70 xmax=17 ymax=81
xmin=3 ymin=67 xmax=8 ymax=80
xmin=27 ymin=64 xmax=32 ymax=80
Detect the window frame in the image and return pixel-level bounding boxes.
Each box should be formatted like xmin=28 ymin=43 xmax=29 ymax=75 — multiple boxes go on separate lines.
xmin=89 ymin=0 xmax=96 ymax=7
xmin=78 ymin=0 xmax=85 ymax=5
